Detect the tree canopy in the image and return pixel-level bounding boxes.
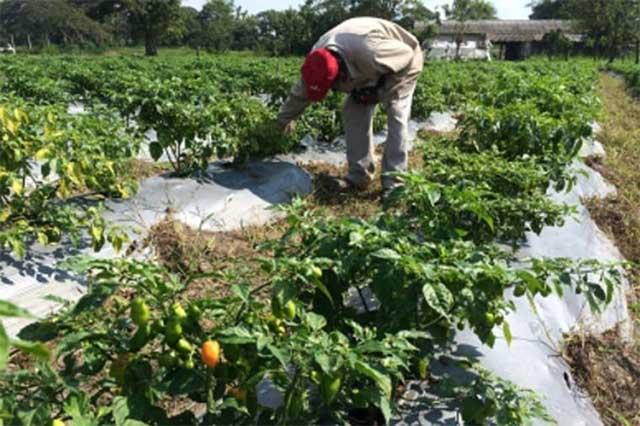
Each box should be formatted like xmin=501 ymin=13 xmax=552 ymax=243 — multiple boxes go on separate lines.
xmin=565 ymin=0 xmax=640 ymax=61
xmin=443 ymin=0 xmax=498 ymax=21
xmin=528 ymin=0 xmax=571 ymax=19
xmin=0 ymin=0 xmax=436 ymax=54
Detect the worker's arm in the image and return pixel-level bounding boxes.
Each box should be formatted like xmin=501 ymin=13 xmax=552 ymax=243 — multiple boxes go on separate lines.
xmin=277 ymin=79 xmax=311 ymax=128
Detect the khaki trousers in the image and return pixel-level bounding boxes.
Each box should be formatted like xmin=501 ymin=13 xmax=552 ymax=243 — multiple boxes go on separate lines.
xmin=343 ymin=82 xmax=417 ymax=190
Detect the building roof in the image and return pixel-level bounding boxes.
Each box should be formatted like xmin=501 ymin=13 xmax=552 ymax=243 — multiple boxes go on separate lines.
xmin=436 ymin=20 xmax=582 ymax=42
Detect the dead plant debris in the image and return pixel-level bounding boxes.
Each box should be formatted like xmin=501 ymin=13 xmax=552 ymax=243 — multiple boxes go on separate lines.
xmin=565 ymin=328 xmax=640 ymax=425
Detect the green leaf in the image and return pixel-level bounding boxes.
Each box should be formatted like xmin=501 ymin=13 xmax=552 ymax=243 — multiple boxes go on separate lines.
xmin=12 ymin=339 xmax=50 ymax=362
xmin=218 ymin=326 xmax=256 ymax=344
xmin=354 ymin=360 xmax=392 ymax=399
xmin=266 ymin=344 xmax=290 ymax=370
xmin=0 ymin=300 xmax=32 ymax=318
xmin=64 ymin=394 xmax=98 ymax=426
xmin=112 ymin=396 xmax=130 ymax=426
xmin=502 ymin=321 xmax=513 ymax=347
xmin=314 ymin=353 xmax=332 ymax=374
xmin=378 ymin=393 xmax=392 ymax=423
xmin=218 ymin=397 xmax=250 ymax=415
xmin=149 ymin=142 xmax=163 ymax=161
xmin=517 ymin=270 xmax=543 ymax=293
xmin=422 ymin=282 xmax=453 ymax=319
xmin=0 ymin=324 xmax=8 ymax=370
xmin=426 ymin=186 xmax=442 ymax=206
xmin=372 ymin=248 xmax=402 ymax=261
xmin=124 ymin=421 xmax=149 ymax=426
xmin=304 ymin=312 xmax=327 ymax=331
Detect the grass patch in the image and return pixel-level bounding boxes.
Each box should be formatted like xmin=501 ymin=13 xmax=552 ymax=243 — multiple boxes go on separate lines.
xmin=565 ymin=73 xmax=640 ymax=425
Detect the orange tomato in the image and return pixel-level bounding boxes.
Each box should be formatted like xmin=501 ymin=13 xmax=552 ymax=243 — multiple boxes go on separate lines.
xmin=201 ymin=340 xmax=221 ymax=368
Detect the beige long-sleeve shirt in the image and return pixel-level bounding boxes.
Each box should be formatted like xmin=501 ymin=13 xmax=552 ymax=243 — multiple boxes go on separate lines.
xmin=277 ymin=17 xmax=424 ymax=126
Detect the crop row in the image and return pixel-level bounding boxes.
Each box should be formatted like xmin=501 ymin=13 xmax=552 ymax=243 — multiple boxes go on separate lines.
xmin=0 ymin=56 xmax=601 ymax=258
xmin=0 ymin=57 xmax=624 ymax=425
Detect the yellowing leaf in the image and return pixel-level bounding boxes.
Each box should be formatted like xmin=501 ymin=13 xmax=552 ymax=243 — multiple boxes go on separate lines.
xmin=37 ymin=232 xmax=49 ymax=246
xmin=57 ymin=180 xmax=70 ymax=198
xmin=503 ymin=322 xmax=513 ymax=347
xmin=64 ymin=162 xmax=83 ymax=186
xmin=11 ymin=180 xmax=23 ymax=195
xmin=5 ymin=120 xmax=16 ymax=134
xmin=90 ymin=225 xmax=103 ymax=242
xmin=0 ymin=209 xmax=11 ymax=223
xmin=35 ymin=147 xmax=50 ymax=161
xmin=117 ymin=184 xmax=130 ymax=199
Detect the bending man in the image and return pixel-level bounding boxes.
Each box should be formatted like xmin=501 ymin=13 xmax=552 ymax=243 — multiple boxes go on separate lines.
xmin=278 ymin=17 xmax=424 ymax=193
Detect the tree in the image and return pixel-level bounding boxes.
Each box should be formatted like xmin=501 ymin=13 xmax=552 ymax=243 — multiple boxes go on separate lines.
xmin=443 ymin=0 xmax=498 ymax=21
xmin=0 ymin=0 xmax=110 ymax=49
xmin=565 ymin=0 xmax=640 ymax=62
xmin=256 ymin=9 xmax=310 ymax=55
xmin=528 ymin=0 xmax=571 ymax=19
xmin=126 ymin=0 xmax=180 ymax=55
xmin=78 ymin=0 xmax=180 ymax=55
xmin=231 ymin=10 xmax=260 ymax=51
xmin=162 ymin=6 xmax=199 ymax=47
xmin=196 ymin=0 xmax=236 ymax=51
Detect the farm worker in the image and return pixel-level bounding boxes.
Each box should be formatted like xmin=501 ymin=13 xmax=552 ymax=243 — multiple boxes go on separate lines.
xmin=277 ymin=17 xmax=424 ymax=193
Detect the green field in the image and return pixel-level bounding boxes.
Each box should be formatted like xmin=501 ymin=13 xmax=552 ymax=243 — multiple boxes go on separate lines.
xmin=0 ymin=54 xmax=634 ymax=425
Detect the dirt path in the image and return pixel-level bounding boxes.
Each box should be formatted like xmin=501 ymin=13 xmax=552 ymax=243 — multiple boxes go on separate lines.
xmin=566 ymin=73 xmax=640 ymax=426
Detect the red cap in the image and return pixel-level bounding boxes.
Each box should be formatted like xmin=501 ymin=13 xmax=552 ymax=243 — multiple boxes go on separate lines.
xmin=301 ymin=48 xmax=339 ymax=102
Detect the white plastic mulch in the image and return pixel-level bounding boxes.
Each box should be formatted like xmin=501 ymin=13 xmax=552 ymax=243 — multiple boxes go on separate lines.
xmin=0 ymin=112 xmax=630 ymax=426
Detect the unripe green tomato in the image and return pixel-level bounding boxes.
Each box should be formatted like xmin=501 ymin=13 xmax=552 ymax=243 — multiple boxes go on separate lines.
xmin=484 ymin=312 xmax=495 ymax=325
xmin=159 ymin=351 xmax=178 ymax=368
xmin=165 ymin=319 xmax=183 ymax=345
xmin=172 ymin=303 xmax=188 ymax=322
xmin=152 ymin=319 xmax=165 ymax=335
xmin=310 ymin=370 xmax=320 ymax=383
xmin=514 ymin=285 xmax=526 ymax=297
xmin=52 ymin=420 xmax=65 ymax=426
xmin=131 ymin=297 xmax=150 ymax=326
xmin=184 ymin=356 xmax=195 ymax=369
xmin=320 ymin=375 xmax=342 ymax=404
xmin=129 ymin=323 xmax=152 ymax=352
xmin=271 ymin=299 xmax=284 ymax=319
xmin=284 ymin=300 xmax=296 ymax=321
xmin=310 ymin=266 xmax=323 ymax=278
xmin=176 ymin=338 xmax=193 ymax=354
xmin=188 ymin=304 xmax=202 ymax=321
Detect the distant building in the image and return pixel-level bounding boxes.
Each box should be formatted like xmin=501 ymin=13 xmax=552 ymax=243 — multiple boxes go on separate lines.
xmin=426 ymin=20 xmax=583 ymax=61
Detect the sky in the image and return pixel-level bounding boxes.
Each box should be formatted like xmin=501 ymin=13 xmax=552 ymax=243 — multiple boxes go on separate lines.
xmin=182 ymin=0 xmax=532 ymax=19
